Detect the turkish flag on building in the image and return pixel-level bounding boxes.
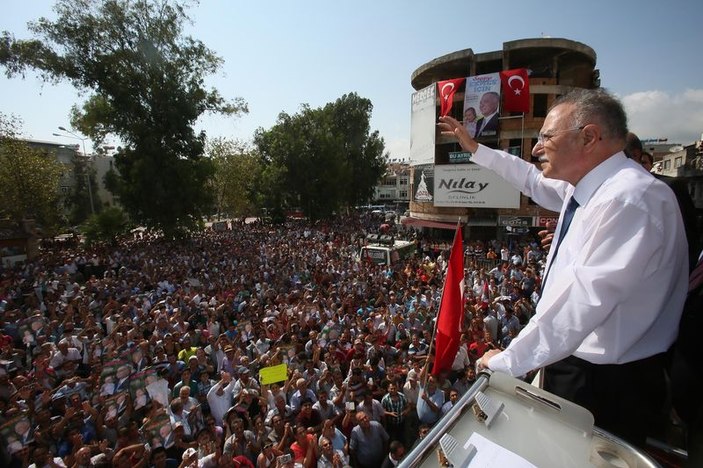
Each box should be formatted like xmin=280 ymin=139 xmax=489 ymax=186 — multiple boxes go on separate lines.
xmin=432 ymin=223 xmax=465 ymax=376
xmin=500 ymin=68 xmax=530 ymax=113
xmin=437 ymin=78 xmax=465 ymax=117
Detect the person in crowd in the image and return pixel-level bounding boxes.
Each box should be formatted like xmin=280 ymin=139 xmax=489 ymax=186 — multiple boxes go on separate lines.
xmin=290 ymin=378 xmax=318 ymax=414
xmin=317 ymin=436 xmax=348 ymax=468
xmin=381 ymin=440 xmax=406 ymax=468
xmin=296 ymin=398 xmax=323 ymax=433
xmin=381 ymin=382 xmax=409 ymax=445
xmin=290 ymin=425 xmax=318 ymax=468
xmin=440 ymin=389 xmax=460 ymax=416
xmin=415 ymin=361 xmax=445 ymax=427
xmin=349 ymin=412 xmax=389 ymax=468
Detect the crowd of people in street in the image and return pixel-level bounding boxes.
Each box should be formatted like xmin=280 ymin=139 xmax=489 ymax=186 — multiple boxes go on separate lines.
xmin=0 ymin=212 xmax=549 ymax=467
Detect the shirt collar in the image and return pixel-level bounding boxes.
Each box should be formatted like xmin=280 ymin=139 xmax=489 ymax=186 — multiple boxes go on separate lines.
xmin=572 ymin=152 xmax=628 ymax=207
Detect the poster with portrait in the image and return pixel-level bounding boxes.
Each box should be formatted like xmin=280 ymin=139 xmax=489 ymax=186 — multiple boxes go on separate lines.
xmin=143 ymin=411 xmax=174 ymax=449
xmin=144 ymin=367 xmax=170 ymax=408
xmin=103 ymin=391 xmax=129 ymax=420
xmin=130 ymin=368 xmax=155 ymax=410
xmin=278 ymin=344 xmax=299 ymax=371
xmin=100 ymin=359 xmax=132 ymax=396
xmin=18 ymin=314 xmax=46 ymax=346
xmin=238 ymin=320 xmax=254 ymax=343
xmin=464 ymin=73 xmax=501 ymax=141
xmin=0 ymin=414 xmax=34 ymax=455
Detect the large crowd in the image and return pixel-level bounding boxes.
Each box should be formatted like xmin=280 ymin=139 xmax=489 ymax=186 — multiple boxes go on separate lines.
xmin=0 ymin=213 xmax=548 ymax=468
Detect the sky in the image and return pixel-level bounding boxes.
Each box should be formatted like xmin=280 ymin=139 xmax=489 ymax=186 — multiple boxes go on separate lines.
xmin=1 ymin=0 xmax=702 ymax=160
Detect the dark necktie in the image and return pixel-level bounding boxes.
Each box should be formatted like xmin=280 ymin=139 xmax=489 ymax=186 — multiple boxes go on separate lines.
xmin=542 ymin=196 xmax=580 ymax=288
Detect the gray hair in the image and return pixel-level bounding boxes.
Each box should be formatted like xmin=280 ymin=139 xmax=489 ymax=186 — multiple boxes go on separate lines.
xmin=552 ymin=88 xmax=628 ymax=142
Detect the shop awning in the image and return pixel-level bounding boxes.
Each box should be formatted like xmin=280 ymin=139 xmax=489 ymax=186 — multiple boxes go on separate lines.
xmin=400 ymin=217 xmax=459 ymax=230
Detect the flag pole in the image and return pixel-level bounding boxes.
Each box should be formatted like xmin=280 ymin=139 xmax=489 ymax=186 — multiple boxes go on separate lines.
xmin=422 ymin=304 xmax=441 ymax=389
xmin=520 ymin=112 xmax=525 ymax=157
xmin=422 ymin=219 xmax=463 ymax=388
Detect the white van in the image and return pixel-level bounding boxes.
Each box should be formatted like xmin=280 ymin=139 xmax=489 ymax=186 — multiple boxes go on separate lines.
xmin=360 ymin=239 xmax=416 ymax=265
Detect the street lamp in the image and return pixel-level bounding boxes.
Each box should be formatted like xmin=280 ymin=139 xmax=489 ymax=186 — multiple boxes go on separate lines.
xmin=53 ymin=127 xmax=95 ymax=215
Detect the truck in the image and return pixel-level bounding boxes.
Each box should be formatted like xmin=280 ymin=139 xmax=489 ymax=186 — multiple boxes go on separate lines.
xmin=359 ymin=237 xmax=416 ymax=265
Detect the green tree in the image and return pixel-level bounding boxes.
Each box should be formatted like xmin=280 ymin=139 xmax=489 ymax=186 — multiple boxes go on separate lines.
xmin=207 ymin=137 xmax=261 ymax=219
xmin=0 ymin=114 xmax=64 ymax=229
xmin=253 ymin=93 xmax=386 ymax=221
xmin=81 ymin=206 xmax=129 ymax=246
xmin=325 ymin=93 xmax=387 ymax=207
xmin=0 ymin=0 xmax=247 ymax=237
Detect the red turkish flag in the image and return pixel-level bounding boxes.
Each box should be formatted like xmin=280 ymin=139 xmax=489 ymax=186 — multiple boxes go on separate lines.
xmin=500 ymin=68 xmax=530 ymax=113
xmin=437 ymin=78 xmax=465 ymax=117
xmin=432 ymin=223 xmax=465 ymax=376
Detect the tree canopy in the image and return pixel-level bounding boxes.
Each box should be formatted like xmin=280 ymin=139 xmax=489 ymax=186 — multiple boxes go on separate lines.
xmin=207 ymin=137 xmax=261 ymax=219
xmin=0 ymin=114 xmax=64 ymax=229
xmin=0 ymin=0 xmax=247 ymax=236
xmin=81 ymin=206 xmax=129 ymax=246
xmin=253 ymin=93 xmax=386 ymax=221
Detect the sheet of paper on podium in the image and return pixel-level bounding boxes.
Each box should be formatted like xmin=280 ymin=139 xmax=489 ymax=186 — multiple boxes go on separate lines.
xmin=464 ymin=432 xmax=537 ymax=468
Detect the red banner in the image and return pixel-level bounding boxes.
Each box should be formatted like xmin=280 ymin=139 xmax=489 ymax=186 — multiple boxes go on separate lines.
xmin=432 ymin=224 xmax=465 ymax=376
xmin=500 ymin=69 xmax=530 ymax=113
xmin=437 ymin=78 xmax=465 ymax=117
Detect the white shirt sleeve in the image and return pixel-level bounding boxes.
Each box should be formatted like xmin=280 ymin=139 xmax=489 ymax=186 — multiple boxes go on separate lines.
xmin=472 ymin=144 xmax=569 ymax=212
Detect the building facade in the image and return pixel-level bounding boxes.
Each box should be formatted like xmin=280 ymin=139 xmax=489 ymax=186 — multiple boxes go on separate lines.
xmin=405 ymin=38 xmax=599 ymax=239
xmin=24 ymin=139 xmax=100 ymax=219
xmin=373 ymin=162 xmax=411 ymax=210
xmin=654 ymin=139 xmax=703 ymax=211
xmin=92 ymin=153 xmax=118 ymax=209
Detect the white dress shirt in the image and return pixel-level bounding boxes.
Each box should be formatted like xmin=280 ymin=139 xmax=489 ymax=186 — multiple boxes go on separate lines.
xmin=206 ymin=379 xmax=236 ymax=425
xmin=451 ymin=344 xmax=470 ymax=371
xmin=472 ymin=145 xmax=688 ymax=377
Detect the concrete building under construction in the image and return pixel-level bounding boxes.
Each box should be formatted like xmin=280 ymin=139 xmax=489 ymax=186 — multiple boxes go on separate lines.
xmin=404 ymin=38 xmax=599 ymax=240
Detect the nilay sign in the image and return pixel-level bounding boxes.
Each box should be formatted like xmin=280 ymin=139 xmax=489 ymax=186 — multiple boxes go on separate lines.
xmin=437 ymin=178 xmax=489 ymax=194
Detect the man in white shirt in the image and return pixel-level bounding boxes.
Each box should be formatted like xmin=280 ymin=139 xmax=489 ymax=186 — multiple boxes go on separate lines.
xmin=450 ymin=334 xmax=470 ymax=380
xmin=206 ymin=372 xmax=236 ymax=425
xmin=439 ymin=88 xmax=688 ymax=446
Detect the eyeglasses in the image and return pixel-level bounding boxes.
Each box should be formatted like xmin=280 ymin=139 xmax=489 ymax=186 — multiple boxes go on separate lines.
xmin=537 ymin=126 xmax=584 ymax=145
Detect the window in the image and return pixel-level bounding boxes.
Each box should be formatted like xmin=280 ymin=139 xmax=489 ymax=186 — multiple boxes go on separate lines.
xmin=399 ymin=178 xmax=408 ymax=186
xmin=507 ymin=139 xmax=523 ymax=158
xmin=675 ymin=157 xmax=683 ymax=168
xmin=532 ymin=94 xmax=548 ymax=118
xmin=663 ymin=160 xmax=671 ymax=170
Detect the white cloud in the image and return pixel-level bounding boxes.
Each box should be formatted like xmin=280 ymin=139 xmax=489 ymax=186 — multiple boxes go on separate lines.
xmin=621 ymin=89 xmax=703 ymax=144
